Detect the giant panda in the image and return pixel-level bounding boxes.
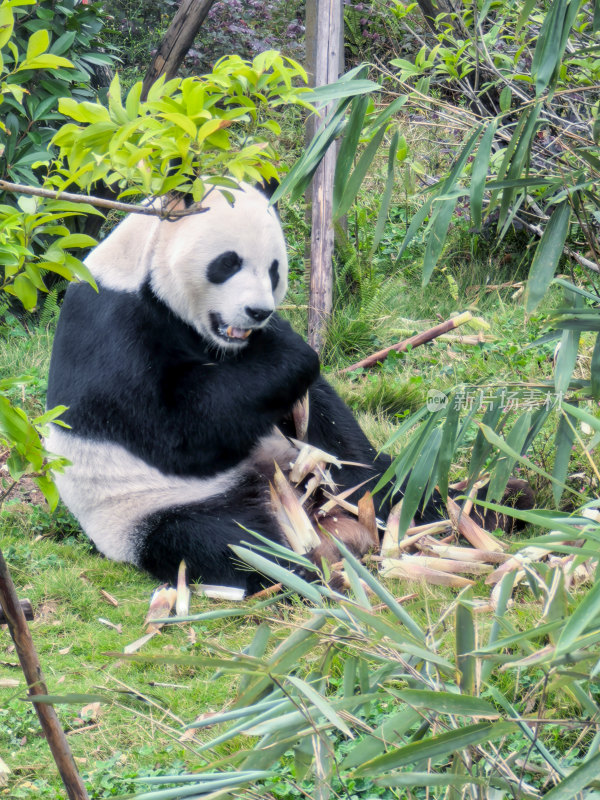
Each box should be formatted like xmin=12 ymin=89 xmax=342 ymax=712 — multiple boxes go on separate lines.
xmin=45 ymin=183 xmax=397 ymax=592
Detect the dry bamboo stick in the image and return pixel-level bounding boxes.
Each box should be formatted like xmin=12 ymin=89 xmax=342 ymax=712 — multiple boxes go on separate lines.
xmin=340 ymin=311 xmax=473 ymax=373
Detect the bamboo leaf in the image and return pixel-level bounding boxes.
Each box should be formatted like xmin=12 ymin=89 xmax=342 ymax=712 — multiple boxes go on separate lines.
xmin=555 ymin=327 xmax=581 ymax=395
xmin=497 ymin=107 xmax=541 ymax=231
xmin=437 ymin=391 xmax=460 ymax=501
xmin=542 ymin=751 xmax=600 ymax=799
xmin=394 ymin=193 xmax=434 ymax=267
xmin=309 ymin=79 xmax=379 ymax=105
xmin=341 ymin=709 xmax=421 ymax=769
xmin=399 ymin=427 xmax=443 ymax=536
xmin=370 ymin=129 xmax=399 ymax=254
xmin=229 ymin=546 xmax=324 ymax=605
xmin=478 ymin=423 xmax=584 ymax=499
xmin=531 ymin=0 xmax=568 ymax=95
xmin=374 ymin=772 xmax=485 ymax=788
xmin=392 ymin=689 xmax=497 ymax=718
xmin=487 ymin=410 xmax=531 ymax=502
xmin=286 ymin=675 xmax=354 ymax=738
xmin=552 ymin=407 xmax=577 ymax=506
xmin=334 ymin=124 xmax=387 ymax=219
xmin=526 ymin=201 xmax=571 ymax=311
xmin=592 ymin=333 xmax=600 ymax=398
xmin=353 ymin=721 xmax=515 ymax=775
xmin=422 ymin=197 xmax=457 ymax=286
xmin=555 ymin=573 xmax=600 ymax=656
xmin=456 ymin=591 xmax=476 ymax=694
xmin=332 ymin=540 xmax=425 ymax=640
xmin=470 ymin=120 xmax=497 ymax=231
xmin=333 ymin=93 xmax=369 ymax=211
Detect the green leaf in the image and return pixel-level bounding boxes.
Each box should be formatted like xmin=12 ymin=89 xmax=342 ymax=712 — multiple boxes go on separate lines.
xmin=370 ymin=129 xmax=398 ymax=254
xmin=341 ymin=709 xmax=421 ymax=769
xmin=310 ymin=79 xmax=379 ymax=105
xmin=487 ymin=410 xmax=532 ymax=502
xmin=479 ymin=423 xmax=584 ymax=500
xmin=552 ymin=408 xmax=576 ymax=506
xmin=470 ymin=120 xmax=496 ymax=231
xmin=26 ymin=28 xmax=49 ymax=60
xmin=229 ymin=546 xmax=324 ymax=605
xmin=374 ymin=773 xmax=484 ymax=789
xmin=555 ymin=572 xmax=600 ymax=656
xmin=28 ymin=693 xmax=107 ymax=704
xmin=526 ymin=201 xmax=571 ymax=311
xmin=437 ymin=391 xmax=460 ymax=501
xmin=353 ymin=721 xmax=515 ymax=775
xmin=499 ymin=85 xmax=512 ymax=112
xmin=285 ymin=675 xmax=354 ymax=738
xmin=554 ymin=327 xmax=580 ymax=395
xmin=393 ymin=689 xmax=496 ymax=717
xmin=12 ymin=274 xmax=37 ymax=310
xmin=334 ymin=124 xmax=386 ymax=220
xmin=333 ymin=93 xmax=369 ymax=214
xmin=543 ymin=751 xmax=600 ymax=799
xmin=399 ymin=426 xmax=443 ymax=535
xmin=456 ymin=591 xmax=475 ymax=694
xmin=422 ymin=197 xmax=456 ymax=286
xmin=331 ymin=540 xmax=425 ymax=641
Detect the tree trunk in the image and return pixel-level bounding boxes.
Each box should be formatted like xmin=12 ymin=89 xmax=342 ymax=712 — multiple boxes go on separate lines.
xmin=305 ymin=0 xmax=344 ymax=354
xmin=141 ymin=0 xmax=217 ymax=100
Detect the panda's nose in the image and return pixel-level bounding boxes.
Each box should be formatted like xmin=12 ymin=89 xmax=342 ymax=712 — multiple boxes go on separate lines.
xmin=245 ymin=306 xmax=273 ymax=323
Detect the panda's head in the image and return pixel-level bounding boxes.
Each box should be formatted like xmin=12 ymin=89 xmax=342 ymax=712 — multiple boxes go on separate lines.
xmin=151 ymin=183 xmax=288 ymax=350
xmin=86 ymin=182 xmax=289 ymax=352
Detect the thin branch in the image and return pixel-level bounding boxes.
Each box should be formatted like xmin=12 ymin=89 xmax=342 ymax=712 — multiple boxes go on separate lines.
xmin=0 ymin=180 xmax=205 ymax=218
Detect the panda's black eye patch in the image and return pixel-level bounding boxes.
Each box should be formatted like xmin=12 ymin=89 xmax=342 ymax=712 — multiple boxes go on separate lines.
xmin=269 ymin=259 xmax=279 ymax=291
xmin=207 ymin=251 xmax=243 ymax=284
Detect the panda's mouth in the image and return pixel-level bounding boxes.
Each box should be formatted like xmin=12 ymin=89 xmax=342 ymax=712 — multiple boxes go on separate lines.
xmin=209 ymin=312 xmax=252 ymax=343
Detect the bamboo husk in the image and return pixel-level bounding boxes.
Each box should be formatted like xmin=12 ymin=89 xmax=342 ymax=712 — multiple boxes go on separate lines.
xmin=380 ymin=501 xmax=402 ymax=556
xmin=176 ymin=560 xmax=191 ymax=617
xmin=272 ymin=463 xmax=321 ymax=552
xmin=292 ymin=393 xmax=310 ymax=441
xmin=380 ymin=557 xmax=475 ymax=588
xmin=416 ymin=542 xmax=510 ymax=564
xmin=357 ymin=491 xmax=379 ymax=547
xmin=400 ymin=555 xmax=493 ymax=576
xmin=317 ymin=478 xmax=373 ymax=515
xmin=145 ymin=585 xmax=177 ymax=632
xmin=446 ymin=496 xmax=506 ymax=552
xmin=485 ymin=547 xmax=541 ymax=585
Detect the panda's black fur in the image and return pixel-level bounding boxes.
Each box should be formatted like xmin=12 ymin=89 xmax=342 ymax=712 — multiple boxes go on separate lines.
xmin=46 ymin=184 xmax=396 ymax=592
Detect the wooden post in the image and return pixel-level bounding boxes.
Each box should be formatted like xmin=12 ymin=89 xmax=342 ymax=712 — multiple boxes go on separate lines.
xmin=305 ymin=0 xmax=344 ymax=354
xmin=0 ymin=548 xmax=89 ymax=800
xmin=141 ymin=0 xmax=217 ymax=100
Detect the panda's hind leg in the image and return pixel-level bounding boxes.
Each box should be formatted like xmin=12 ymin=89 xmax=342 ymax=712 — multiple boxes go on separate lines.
xmin=134 ymin=482 xmax=286 ymax=593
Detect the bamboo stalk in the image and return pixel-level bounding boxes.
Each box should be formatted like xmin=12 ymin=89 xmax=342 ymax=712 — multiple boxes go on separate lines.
xmin=0 ymin=548 xmax=89 ymax=800
xmin=340 ymin=311 xmax=473 ymax=373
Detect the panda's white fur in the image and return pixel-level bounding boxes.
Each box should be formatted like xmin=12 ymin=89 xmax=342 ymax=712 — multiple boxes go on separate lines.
xmin=46 ymin=182 xmax=391 ymax=590
xmin=45 ymin=426 xmax=297 ymax=564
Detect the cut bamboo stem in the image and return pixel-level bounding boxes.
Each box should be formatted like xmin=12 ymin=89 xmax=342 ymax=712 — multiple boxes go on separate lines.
xmin=0 ymin=547 xmax=89 ymax=800
xmin=341 ymin=312 xmax=473 ymax=373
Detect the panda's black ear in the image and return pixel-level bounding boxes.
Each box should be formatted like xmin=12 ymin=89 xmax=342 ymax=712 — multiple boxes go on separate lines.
xmin=256 ymin=178 xmax=280 ymax=208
